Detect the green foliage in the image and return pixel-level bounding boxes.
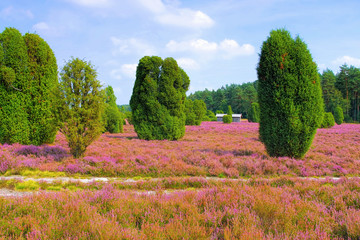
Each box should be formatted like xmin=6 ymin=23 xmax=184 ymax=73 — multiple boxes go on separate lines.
xmin=321 ymin=112 xmax=335 ymax=128
xmin=185 ymin=99 xmax=196 ymax=125
xmin=55 ymin=58 xmax=105 ymax=158
xmin=130 ymin=56 xmax=189 ymax=140
xmin=216 ymin=110 xmax=224 ymax=114
xmin=185 ymin=99 xmax=207 ymax=125
xmin=334 ymin=106 xmax=344 ymax=125
xmin=0 ymin=28 xmax=30 ymax=144
xmin=0 ymin=66 xmax=15 ymax=86
xmin=24 ymin=33 xmax=59 ymax=145
xmin=188 ymin=82 xmax=257 ymax=118
xmin=227 ymin=105 xmax=233 ymax=116
xmin=104 ymin=86 xmax=123 ymax=133
xmin=0 ymin=28 xmax=58 ymax=145
xmin=248 ymin=102 xmax=260 ymax=123
xmin=321 ymin=69 xmax=348 ymax=114
xmin=257 ymin=29 xmax=324 ymax=159
xmin=223 ymin=115 xmax=232 ymax=124
xmin=204 ymin=110 xmax=217 ymax=121
xmin=335 ymin=64 xmax=360 ymax=122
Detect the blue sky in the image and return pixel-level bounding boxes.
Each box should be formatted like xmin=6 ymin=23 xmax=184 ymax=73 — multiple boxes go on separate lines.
xmin=1 ymin=0 xmax=360 ymax=104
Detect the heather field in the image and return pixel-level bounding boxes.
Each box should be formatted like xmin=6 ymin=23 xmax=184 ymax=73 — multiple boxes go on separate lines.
xmin=1 ymin=121 xmax=360 ymax=178
xmin=1 ymin=121 xmax=360 ymax=239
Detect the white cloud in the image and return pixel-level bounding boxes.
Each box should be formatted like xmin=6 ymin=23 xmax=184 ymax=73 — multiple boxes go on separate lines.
xmin=166 ymin=39 xmax=217 ymax=52
xmin=332 ymin=56 xmax=360 ymax=67
xmin=65 ymin=0 xmax=111 ymax=8
xmin=121 ymin=64 xmax=137 ymax=78
xmin=176 ymin=58 xmax=199 ymax=70
xmin=0 ymin=6 xmax=33 ymax=19
xmin=155 ymin=9 xmax=214 ymax=29
xmin=166 ymin=38 xmax=255 ymax=59
xmin=32 ymin=22 xmax=50 ymax=31
xmin=110 ymin=69 xmax=122 ymax=80
xmin=137 ymin=0 xmax=214 ymax=29
xmin=219 ymin=39 xmax=255 ymax=58
xmin=111 ymin=37 xmax=156 ymax=56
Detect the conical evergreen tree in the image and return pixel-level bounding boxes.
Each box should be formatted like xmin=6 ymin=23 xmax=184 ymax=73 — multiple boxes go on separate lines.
xmin=24 ymin=33 xmax=58 ymax=144
xmin=0 ymin=28 xmax=30 ymax=144
xmin=130 ymin=56 xmax=189 ymax=140
xmin=257 ymin=29 xmax=323 ymax=158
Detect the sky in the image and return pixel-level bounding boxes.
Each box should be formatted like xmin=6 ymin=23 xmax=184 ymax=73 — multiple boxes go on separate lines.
xmin=1 ymin=0 xmax=360 ymax=104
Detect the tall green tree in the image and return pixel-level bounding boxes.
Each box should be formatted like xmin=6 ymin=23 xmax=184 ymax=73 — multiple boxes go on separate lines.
xmin=336 ymin=65 xmax=360 ymax=122
xmin=334 ymin=106 xmax=344 ymax=125
xmin=257 ymin=29 xmax=323 ymax=159
xmin=0 ymin=28 xmax=30 ymax=144
xmin=0 ymin=28 xmax=58 ymax=145
xmin=104 ymin=86 xmax=123 ymax=133
xmin=321 ymin=69 xmax=348 ymax=114
xmin=55 ymin=58 xmax=104 ymax=158
xmin=248 ymin=102 xmax=260 ymax=123
xmin=24 ymin=33 xmax=58 ymax=145
xmin=130 ymin=56 xmax=189 ymax=140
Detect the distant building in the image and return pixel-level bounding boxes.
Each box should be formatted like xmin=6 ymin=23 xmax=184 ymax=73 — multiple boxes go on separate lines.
xmin=216 ymin=114 xmax=242 ymax=122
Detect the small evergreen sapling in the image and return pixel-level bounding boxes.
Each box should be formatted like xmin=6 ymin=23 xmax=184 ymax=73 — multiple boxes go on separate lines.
xmin=334 ymin=106 xmax=344 ymax=125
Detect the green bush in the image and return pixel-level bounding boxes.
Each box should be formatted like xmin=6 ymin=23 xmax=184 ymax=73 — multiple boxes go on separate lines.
xmin=104 ymin=86 xmax=123 ymax=133
xmin=55 ymin=58 xmax=105 ymax=158
xmin=24 ymin=33 xmax=59 ymax=145
xmin=0 ymin=28 xmax=30 ymax=144
xmin=257 ymin=29 xmax=323 ymax=158
xmin=333 ymin=106 xmax=344 ymax=125
xmin=185 ymin=99 xmax=207 ymax=125
xmin=321 ymin=112 xmax=335 ymax=128
xmin=248 ymin=102 xmax=260 ymax=123
xmin=0 ymin=28 xmax=58 ymax=145
xmin=223 ymin=115 xmax=232 ymax=124
xmin=130 ymin=56 xmax=189 ymax=140
xmin=204 ymin=110 xmax=217 ymax=121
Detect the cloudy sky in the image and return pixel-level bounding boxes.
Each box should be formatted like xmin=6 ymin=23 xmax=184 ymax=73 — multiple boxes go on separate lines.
xmin=1 ymin=0 xmax=359 ymax=104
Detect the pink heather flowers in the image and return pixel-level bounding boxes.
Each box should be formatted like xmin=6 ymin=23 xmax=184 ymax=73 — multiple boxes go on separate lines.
xmin=0 ymin=121 xmax=359 ymax=177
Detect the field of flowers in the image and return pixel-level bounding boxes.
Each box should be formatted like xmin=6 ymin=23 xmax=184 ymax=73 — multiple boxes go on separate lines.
xmin=1 ymin=121 xmax=360 ymax=239
xmin=1 ymin=121 xmax=360 ymax=178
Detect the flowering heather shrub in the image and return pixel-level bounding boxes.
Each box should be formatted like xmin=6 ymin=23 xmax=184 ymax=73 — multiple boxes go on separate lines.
xmin=1 ymin=122 xmax=360 ymax=177
xmin=0 ymin=178 xmax=360 ymax=239
xmin=14 ymin=145 xmax=69 ymax=161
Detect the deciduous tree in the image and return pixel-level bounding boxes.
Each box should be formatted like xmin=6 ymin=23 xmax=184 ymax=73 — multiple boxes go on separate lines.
xmin=55 ymin=58 xmax=104 ymax=158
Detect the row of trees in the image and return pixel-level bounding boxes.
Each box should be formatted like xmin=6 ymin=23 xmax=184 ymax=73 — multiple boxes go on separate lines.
xmin=188 ymin=66 xmax=360 ymax=123
xmin=188 ymin=82 xmax=257 ymax=118
xmin=0 ymin=28 xmax=123 ymax=158
xmin=321 ymin=65 xmax=360 ymax=122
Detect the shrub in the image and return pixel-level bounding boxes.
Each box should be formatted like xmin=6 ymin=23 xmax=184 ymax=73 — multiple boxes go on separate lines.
xmin=0 ymin=28 xmax=58 ymax=145
xmin=55 ymin=58 xmax=105 ymax=158
xmin=257 ymin=29 xmax=323 ymax=158
xmin=334 ymin=106 xmax=344 ymax=125
xmin=185 ymin=99 xmax=207 ymax=125
xmin=24 ymin=33 xmax=58 ymax=145
xmin=205 ymin=110 xmax=217 ymax=121
xmin=321 ymin=112 xmax=335 ymax=128
xmin=130 ymin=56 xmax=189 ymax=140
xmin=248 ymin=102 xmax=260 ymax=123
xmin=0 ymin=28 xmax=30 ymax=144
xmin=223 ymin=115 xmax=232 ymax=124
xmin=104 ymin=86 xmax=123 ymax=133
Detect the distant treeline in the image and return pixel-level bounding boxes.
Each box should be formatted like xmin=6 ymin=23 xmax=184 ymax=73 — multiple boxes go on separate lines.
xmin=188 ymin=82 xmax=257 ymax=118
xmin=187 ymin=64 xmax=360 ymax=122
